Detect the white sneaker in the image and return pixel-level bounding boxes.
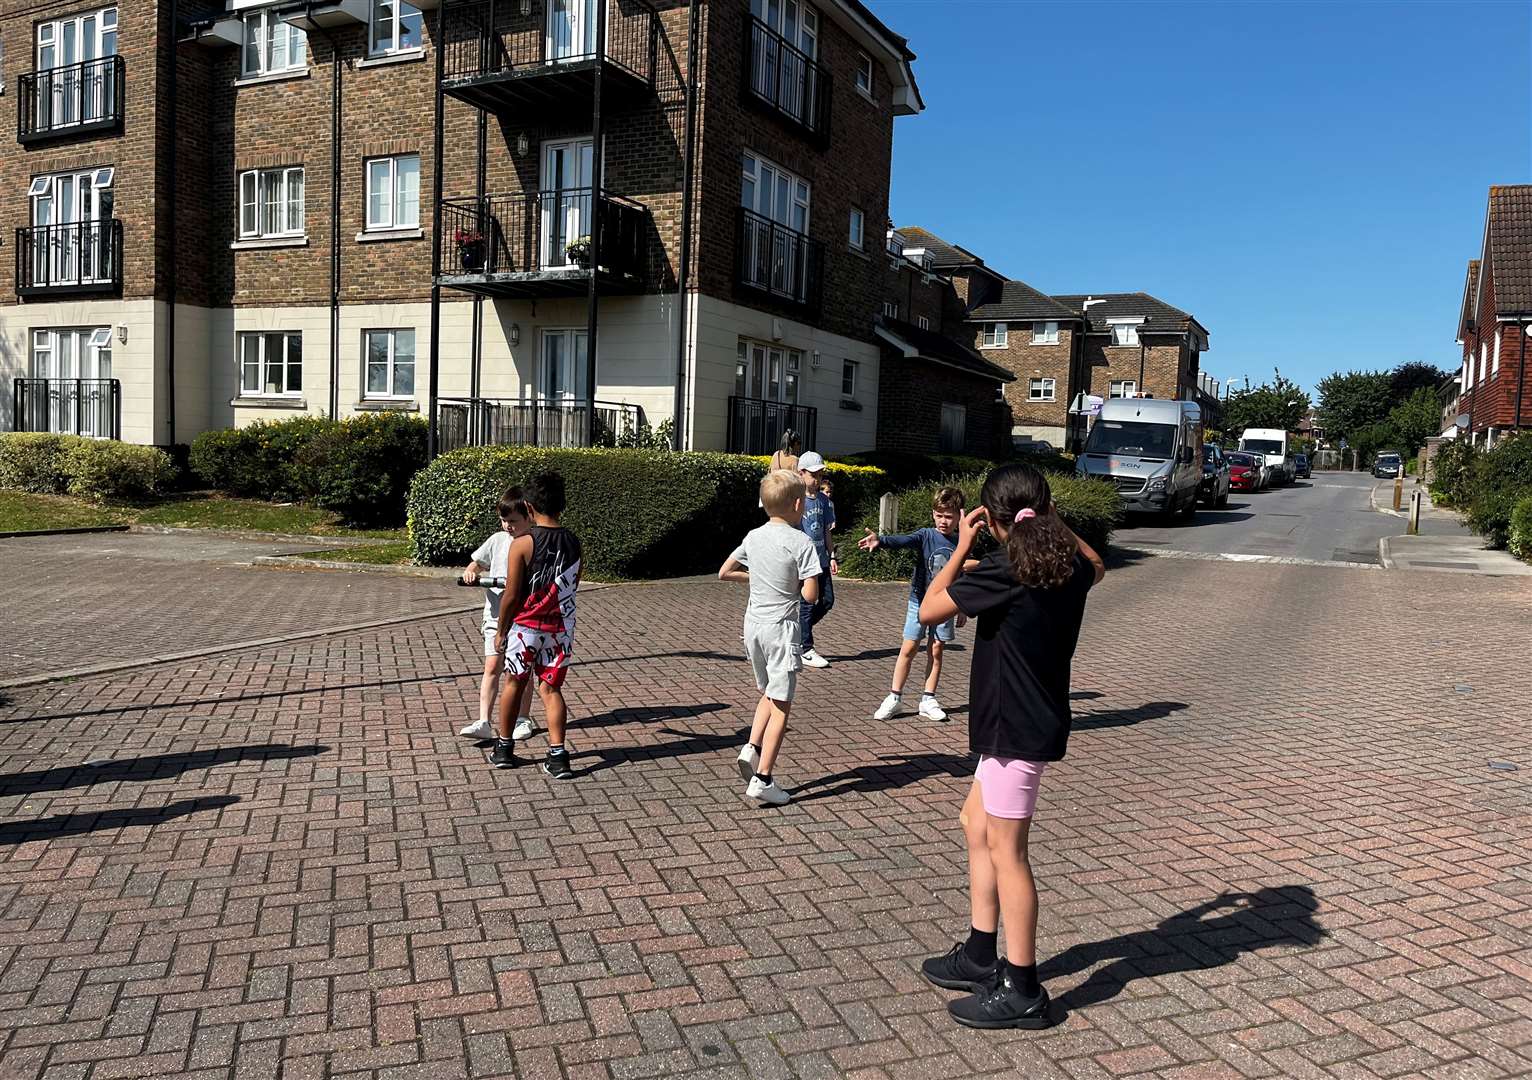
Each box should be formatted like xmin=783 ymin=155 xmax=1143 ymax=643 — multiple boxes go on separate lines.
xmin=746 ymin=776 xmax=789 ymax=806
xmin=873 ymin=693 xmax=904 ymax=720
xmin=918 ymin=695 xmax=948 ymax=722
xmin=801 ymin=649 xmax=830 ymax=669
xmin=736 ymin=744 xmax=759 ymax=781
xmin=512 ymin=716 xmax=535 ymax=742
xmin=459 ymin=717 xmax=495 ymax=740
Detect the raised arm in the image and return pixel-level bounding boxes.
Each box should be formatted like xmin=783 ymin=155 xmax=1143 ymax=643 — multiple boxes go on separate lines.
xmin=919 ymin=508 xmax=987 ymax=625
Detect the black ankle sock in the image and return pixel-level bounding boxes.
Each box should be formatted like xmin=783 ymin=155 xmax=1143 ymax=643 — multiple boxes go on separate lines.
xmin=749 ymin=743 xmax=761 ymax=754
xmin=1008 ymin=960 xmax=1040 ymax=997
xmin=753 ymin=772 xmax=773 ymax=785
xmin=964 ymin=927 xmax=997 ymax=967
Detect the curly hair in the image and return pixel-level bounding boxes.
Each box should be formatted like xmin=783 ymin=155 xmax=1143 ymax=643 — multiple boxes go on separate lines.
xmin=980 ymin=463 xmax=1077 ymax=589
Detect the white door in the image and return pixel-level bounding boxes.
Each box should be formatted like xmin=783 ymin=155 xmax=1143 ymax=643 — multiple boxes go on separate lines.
xmin=547 ymin=0 xmax=597 ymax=61
xmin=32 ymin=328 xmax=113 ymax=436
xmin=36 ymin=8 xmax=116 ymax=128
xmin=541 ymin=330 xmax=589 ymax=402
xmin=734 ymin=343 xmax=798 ymax=404
xmin=31 ymin=169 xmax=113 ymax=285
xmin=540 ymin=139 xmax=594 ymax=268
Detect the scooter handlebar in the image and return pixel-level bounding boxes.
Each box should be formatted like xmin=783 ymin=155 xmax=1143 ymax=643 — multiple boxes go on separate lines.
xmin=457 ymin=577 xmax=507 ymax=588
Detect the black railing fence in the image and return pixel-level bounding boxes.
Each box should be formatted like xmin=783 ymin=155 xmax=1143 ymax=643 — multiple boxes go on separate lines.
xmin=437 ymin=397 xmax=641 ymax=451
xmin=744 ymin=17 xmax=830 ymax=140
xmin=440 ymin=0 xmax=658 ymax=84
xmin=736 ymin=207 xmax=822 ymax=313
xmin=13 ymin=378 xmax=121 ymax=440
xmin=15 ymin=220 xmax=123 ymax=294
xmin=18 ymin=56 xmax=125 ymax=141
xmin=727 ymin=396 xmax=816 ymax=457
xmin=441 ymin=190 xmax=646 ymax=279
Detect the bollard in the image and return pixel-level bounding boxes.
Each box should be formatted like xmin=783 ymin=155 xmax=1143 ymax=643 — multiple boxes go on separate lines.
xmin=878 ymin=492 xmax=899 ymax=535
xmin=1393 ymin=475 xmax=1403 ymax=511
xmin=1408 ymin=489 xmax=1422 ymax=535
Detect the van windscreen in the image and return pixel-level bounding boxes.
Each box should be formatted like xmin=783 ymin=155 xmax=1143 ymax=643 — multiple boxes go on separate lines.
xmin=1242 ymin=439 xmax=1283 ymax=454
xmin=1084 ymin=421 xmax=1176 ymax=459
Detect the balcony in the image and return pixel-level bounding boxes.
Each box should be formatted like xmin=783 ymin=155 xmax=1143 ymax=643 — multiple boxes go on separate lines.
xmin=18 ymin=57 xmax=125 ymax=144
xmin=727 ymin=396 xmax=816 ymax=456
xmin=439 ymin=189 xmax=648 ymax=298
xmin=15 ymin=221 xmax=123 ymax=297
xmin=437 ymin=396 xmax=641 ymax=452
xmin=439 ymin=0 xmax=657 ymax=116
xmin=736 ymin=208 xmax=822 ymax=315
xmin=743 ymin=17 xmax=830 ymax=144
xmin=13 ymin=378 xmax=121 ymax=440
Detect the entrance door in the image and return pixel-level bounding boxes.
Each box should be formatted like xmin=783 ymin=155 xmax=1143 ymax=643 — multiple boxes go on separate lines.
xmin=547 ymin=0 xmax=597 ymax=61
xmin=31 ymin=168 xmax=114 ymax=285
xmin=539 ymin=329 xmax=589 ymax=446
xmin=740 ymin=155 xmax=810 ymax=296
xmin=540 ymin=138 xmax=594 ymax=269
xmin=31 ymin=328 xmax=113 ymax=436
xmin=36 ymin=8 xmax=117 ymax=129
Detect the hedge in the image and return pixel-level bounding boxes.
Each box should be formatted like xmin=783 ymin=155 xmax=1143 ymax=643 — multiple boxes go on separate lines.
xmin=1428 ymin=439 xmax=1477 ymax=508
xmin=1508 ymin=495 xmax=1532 ymax=562
xmin=1462 ymin=433 xmax=1532 ymax=549
xmin=836 ymin=470 xmax=1121 ymax=582
xmin=0 ymin=433 xmax=174 ymax=501
xmin=189 ymin=416 xmax=335 ymax=501
xmin=746 ymin=456 xmax=889 ymax=525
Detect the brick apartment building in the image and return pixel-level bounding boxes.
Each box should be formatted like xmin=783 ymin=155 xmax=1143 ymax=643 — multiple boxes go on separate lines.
xmin=1454 ymin=185 xmax=1532 ymax=446
xmin=1 ymin=0 xmax=923 ymax=455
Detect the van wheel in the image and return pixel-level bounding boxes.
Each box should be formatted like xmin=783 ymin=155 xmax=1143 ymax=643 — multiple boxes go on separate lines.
xmin=1179 ymin=494 xmax=1196 ymax=520
xmin=1216 ymin=491 xmax=1229 ymax=508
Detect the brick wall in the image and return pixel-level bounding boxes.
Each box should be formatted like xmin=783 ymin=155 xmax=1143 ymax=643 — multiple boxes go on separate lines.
xmin=1461 ymin=249 xmax=1532 ymax=433
xmin=1081 ymin=336 xmax=1194 ymax=401
xmin=875 ymin=353 xmax=1007 ymax=458
xmin=958 ymin=320 xmax=1077 ymax=433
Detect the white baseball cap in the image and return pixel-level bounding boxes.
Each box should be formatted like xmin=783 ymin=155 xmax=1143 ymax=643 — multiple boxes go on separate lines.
xmin=798 ymin=451 xmax=826 ymax=472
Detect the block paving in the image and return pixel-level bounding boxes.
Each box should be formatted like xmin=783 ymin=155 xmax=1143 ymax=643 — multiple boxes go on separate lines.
xmin=1 ymin=549 xmax=1530 ymax=1078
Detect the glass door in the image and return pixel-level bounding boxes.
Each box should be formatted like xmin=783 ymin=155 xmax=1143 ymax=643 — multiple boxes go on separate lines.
xmin=31 ymin=169 xmax=113 ymax=285
xmin=547 ymin=0 xmax=597 ymax=62
xmin=32 ymin=328 xmax=112 ymax=436
xmin=36 ymin=9 xmax=116 ymax=129
xmin=540 ymin=330 xmax=589 ymax=402
xmin=741 ymin=156 xmax=810 ymax=296
xmin=540 ymin=138 xmax=594 ymax=269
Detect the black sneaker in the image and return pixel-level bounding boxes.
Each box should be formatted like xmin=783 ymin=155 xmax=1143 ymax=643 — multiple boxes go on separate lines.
xmin=542 ymin=750 xmax=575 ymax=780
xmin=948 ymin=971 xmax=1052 ymax=1030
xmin=489 ymin=738 xmax=515 ymax=769
xmin=921 ymin=942 xmax=1001 ymax=992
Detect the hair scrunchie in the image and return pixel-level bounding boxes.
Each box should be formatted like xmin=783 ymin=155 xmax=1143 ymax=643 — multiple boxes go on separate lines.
xmin=1014 ymin=508 xmax=1037 ymax=524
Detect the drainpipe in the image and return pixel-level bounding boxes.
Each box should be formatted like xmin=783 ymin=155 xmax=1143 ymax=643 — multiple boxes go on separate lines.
xmin=583 ymin=0 xmax=606 ymax=445
xmin=1517 ymin=319 xmax=1528 ymax=432
xmin=670 ymin=0 xmax=698 ymax=450
xmin=470 ymin=107 xmax=485 ymax=400
xmin=426 ymin=0 xmax=446 ymax=459
xmin=166 ymin=0 xmax=178 ymax=446
xmin=306 ymin=7 xmax=345 ymax=421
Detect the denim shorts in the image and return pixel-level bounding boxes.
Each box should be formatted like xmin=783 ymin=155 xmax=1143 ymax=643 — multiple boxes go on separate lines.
xmin=902 ymin=598 xmax=955 ymax=643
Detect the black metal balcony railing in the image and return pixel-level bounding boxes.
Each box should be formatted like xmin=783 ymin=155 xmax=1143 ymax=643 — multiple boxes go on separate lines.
xmin=441 ymin=0 xmax=657 ymax=86
xmin=437 ymin=397 xmax=641 ymax=452
xmin=13 ymin=378 xmax=121 ymax=440
xmin=15 ymin=220 xmax=123 ymax=296
xmin=736 ymin=207 xmax=823 ymax=313
xmin=744 ymin=17 xmax=831 ymax=141
xmin=727 ymin=396 xmax=817 ymax=457
xmin=440 ymin=189 xmax=646 ymax=280
xmin=18 ymin=56 xmax=125 ymax=142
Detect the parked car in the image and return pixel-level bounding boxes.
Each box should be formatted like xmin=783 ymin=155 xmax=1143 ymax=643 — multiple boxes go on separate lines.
xmin=1226 ymin=451 xmax=1263 ymax=492
xmin=1372 ymin=452 xmax=1403 ymax=478
xmin=1200 ymin=444 xmax=1231 ymax=507
xmin=1292 ymin=452 xmax=1311 ymax=479
xmin=1013 ymin=437 xmax=1056 ymax=455
xmin=1239 ymin=428 xmax=1293 ymax=485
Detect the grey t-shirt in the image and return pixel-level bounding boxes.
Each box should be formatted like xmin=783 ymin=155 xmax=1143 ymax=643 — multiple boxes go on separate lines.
xmin=729 ymin=521 xmax=821 ymax=624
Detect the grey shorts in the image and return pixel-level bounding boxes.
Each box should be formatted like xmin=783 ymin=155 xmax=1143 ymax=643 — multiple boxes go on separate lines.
xmin=744 ymin=616 xmax=802 ymax=702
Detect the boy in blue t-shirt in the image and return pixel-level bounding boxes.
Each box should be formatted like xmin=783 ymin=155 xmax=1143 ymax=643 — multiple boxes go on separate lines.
xmin=796 ymin=452 xmax=836 ymax=669
xmin=857 ymin=486 xmax=972 ymax=721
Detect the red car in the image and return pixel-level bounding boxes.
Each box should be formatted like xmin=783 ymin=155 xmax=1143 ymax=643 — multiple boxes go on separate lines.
xmin=1227 ymin=451 xmax=1262 ymax=492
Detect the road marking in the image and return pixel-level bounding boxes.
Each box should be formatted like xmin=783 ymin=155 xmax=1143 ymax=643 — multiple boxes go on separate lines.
xmin=1117 ymin=547 xmax=1381 ymax=570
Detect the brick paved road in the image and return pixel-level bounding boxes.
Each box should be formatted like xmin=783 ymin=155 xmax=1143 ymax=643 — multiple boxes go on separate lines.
xmin=2 ymin=556 xmax=1531 ymax=1078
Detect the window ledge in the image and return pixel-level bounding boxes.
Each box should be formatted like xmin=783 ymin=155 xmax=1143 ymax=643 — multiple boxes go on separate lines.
xmin=1030 ymin=341 xmax=1060 ymax=347
xmin=234 ymin=67 xmax=313 ymax=88
xmin=357 ymin=50 xmax=426 ymax=69
xmin=856 ymin=87 xmax=877 ymax=106
xmin=231 ymin=236 xmax=309 ymax=250
xmin=231 ymin=396 xmax=307 ymax=408
xmin=838 ymin=398 xmax=863 ymax=412
xmin=978 ymin=344 xmax=1007 ymax=351
xmin=355 ymin=398 xmax=419 ymax=411
xmin=356 ymin=228 xmax=424 ymax=243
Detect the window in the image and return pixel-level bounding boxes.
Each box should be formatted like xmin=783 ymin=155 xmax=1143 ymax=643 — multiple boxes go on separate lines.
xmin=886 ymin=229 xmax=905 ymax=259
xmin=1493 ymin=330 xmax=1501 ymax=376
xmin=1029 ymin=378 xmax=1055 ymax=401
xmin=917 ymin=316 xmax=929 ymax=331
xmin=364 ymin=329 xmax=415 ymax=399
xmin=242 ymin=9 xmax=307 ymax=76
xmin=365 ymin=155 xmax=420 ymax=231
xmin=1480 ymin=342 xmax=1487 ymax=381
xmin=980 ymin=322 xmax=1008 ymax=348
xmin=939 ymin=403 xmax=966 ymax=453
xmin=848 ymin=207 xmax=864 ymax=250
xmin=369 ymin=0 xmax=422 ymax=56
xmin=855 ymin=52 xmax=874 ymax=97
xmin=1031 ymin=321 xmax=1059 ymax=345
xmin=735 ymin=340 xmax=800 ymax=403
xmin=841 ymin=359 xmax=858 ymax=399
xmin=30 ymin=328 xmax=114 ymax=436
xmin=740 ymin=152 xmax=809 ymax=232
xmin=29 ymin=169 xmax=115 ymax=285
xmin=1109 ymin=379 xmax=1137 ymax=399
xmin=1109 ymin=321 xmax=1140 ymax=347
xmin=751 ymin=0 xmax=818 ymax=55
xmin=239 ymin=331 xmax=302 ymax=396
xmin=238 ymin=167 xmax=305 ymax=238
xmin=882 ymin=300 xmax=899 ymax=319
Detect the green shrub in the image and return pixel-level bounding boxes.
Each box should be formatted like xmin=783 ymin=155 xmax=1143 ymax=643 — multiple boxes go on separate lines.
xmin=836 ymin=470 xmax=1121 ymax=581
xmin=408 ymin=447 xmax=768 ymax=577
xmin=746 ymin=457 xmax=890 ymax=526
xmin=189 ymin=416 xmax=337 ymax=499
xmin=1508 ymin=495 xmax=1532 ymax=561
xmin=0 ymin=433 xmax=73 ymax=493
xmin=1428 ymin=439 xmax=1477 ymax=507
xmin=60 ymin=441 xmax=175 ymax=501
xmin=841 ymin=450 xmax=997 ymax=488
xmin=1464 ymin=433 xmax=1532 ymax=548
xmin=292 ymin=413 xmax=427 ymax=525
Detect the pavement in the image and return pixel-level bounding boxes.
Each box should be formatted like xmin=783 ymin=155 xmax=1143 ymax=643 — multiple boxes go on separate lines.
xmin=1365 ymin=482 xmax=1532 ymax=577
xmin=2 ymin=520 xmax=1532 ymax=1079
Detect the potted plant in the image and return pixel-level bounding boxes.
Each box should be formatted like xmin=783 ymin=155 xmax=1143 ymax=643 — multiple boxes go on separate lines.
xmin=565 ymin=235 xmax=592 ymax=268
xmin=455 ymin=228 xmax=485 ymax=271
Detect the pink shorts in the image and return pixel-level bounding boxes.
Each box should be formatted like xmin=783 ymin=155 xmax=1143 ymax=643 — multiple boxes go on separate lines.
xmin=975 ymin=755 xmax=1047 ymax=819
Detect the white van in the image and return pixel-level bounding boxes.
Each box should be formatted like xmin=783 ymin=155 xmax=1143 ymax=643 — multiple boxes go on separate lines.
xmin=1077 ymin=398 xmax=1204 ymax=517
xmin=1239 ymin=428 xmax=1292 ymax=485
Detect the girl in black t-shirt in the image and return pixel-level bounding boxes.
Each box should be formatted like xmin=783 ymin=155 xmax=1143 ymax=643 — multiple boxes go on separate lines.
xmin=914 ymin=463 xmax=1105 ymax=1030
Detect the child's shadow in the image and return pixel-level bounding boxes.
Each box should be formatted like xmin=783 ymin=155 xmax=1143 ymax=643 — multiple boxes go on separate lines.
xmin=570 ymin=726 xmax=748 ymax=778
xmin=790 ymin=752 xmax=974 ymax=804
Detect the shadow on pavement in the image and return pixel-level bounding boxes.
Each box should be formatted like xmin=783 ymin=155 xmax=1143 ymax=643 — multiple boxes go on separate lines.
xmin=1074 ymin=700 xmax=1187 ymax=731
xmin=1069 ymin=690 xmax=1104 ymax=701
xmin=569 ymin=725 xmax=748 ymax=777
xmin=0 ymin=795 xmax=242 ymax=846
xmin=790 ymin=752 xmax=974 ymax=804
xmin=575 ymin=649 xmax=742 ymax=667
xmin=0 ymin=744 xmax=328 ymax=798
xmin=1042 ymin=885 xmax=1324 ymax=1016
xmin=575 ymin=703 xmax=729 ymax=731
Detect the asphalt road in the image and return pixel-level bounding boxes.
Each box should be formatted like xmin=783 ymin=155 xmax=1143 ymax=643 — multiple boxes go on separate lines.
xmin=1115 ymin=469 xmax=1404 ymax=564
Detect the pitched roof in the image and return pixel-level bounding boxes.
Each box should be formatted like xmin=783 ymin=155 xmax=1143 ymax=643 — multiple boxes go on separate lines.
xmin=1484 ymin=185 xmax=1532 ymax=314
xmin=1049 ymin=292 xmax=1210 ymax=346
xmin=894 ymin=226 xmax=984 ymax=268
xmin=875 ymin=318 xmax=1015 ymax=383
xmin=1458 ymin=259 xmax=1481 ymax=338
xmin=966 ymin=280 xmax=1081 ymax=323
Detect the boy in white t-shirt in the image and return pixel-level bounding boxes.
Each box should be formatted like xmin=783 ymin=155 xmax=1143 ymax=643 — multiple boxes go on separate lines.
xmin=459 ymin=487 xmax=535 ymax=742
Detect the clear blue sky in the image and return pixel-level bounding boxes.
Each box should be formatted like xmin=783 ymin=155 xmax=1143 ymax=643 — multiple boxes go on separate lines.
xmin=884 ymin=0 xmax=1532 ymax=397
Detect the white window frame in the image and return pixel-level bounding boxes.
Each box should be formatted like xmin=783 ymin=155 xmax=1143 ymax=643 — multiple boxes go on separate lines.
xmin=241 ymin=9 xmax=307 ymax=77
xmin=365 ymin=154 xmax=420 ymax=232
xmin=363 ymin=328 xmax=416 ymax=400
xmin=939 ymin=402 xmax=966 ymax=453
xmin=841 ymin=359 xmax=858 ymax=400
xmin=980 ymin=322 xmax=1008 ymax=349
xmin=848 ymin=207 xmax=864 ymax=250
xmin=1029 ymin=378 xmax=1055 ymax=402
xmin=740 ymin=151 xmax=810 ymax=233
xmin=238 ymin=166 xmax=305 ymax=239
xmin=368 ymin=0 xmax=423 ymax=57
xmin=1031 ymin=321 xmax=1059 ymax=345
xmin=735 ymin=339 xmax=801 ymax=404
xmin=1108 ymin=319 xmax=1142 ymax=347
xmin=1492 ymin=330 xmax=1501 ymax=376
xmin=855 ymin=52 xmax=874 ymax=98
xmin=917 ymin=315 xmax=929 ymax=330
xmin=751 ymin=0 xmax=818 ymax=57
xmin=238 ymin=330 xmax=303 ymax=397
xmin=1109 ymin=379 xmax=1137 ymax=399
xmin=881 ymin=300 xmax=899 ymax=319
xmin=1479 ymin=341 xmax=1487 ymax=380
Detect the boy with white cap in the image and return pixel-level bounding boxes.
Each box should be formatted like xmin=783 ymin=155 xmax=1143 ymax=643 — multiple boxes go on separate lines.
xmin=795 ymin=451 xmax=836 ymax=668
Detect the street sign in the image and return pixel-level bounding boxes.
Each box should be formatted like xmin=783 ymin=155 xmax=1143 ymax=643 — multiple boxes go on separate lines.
xmin=1338 ymin=438 xmax=1348 ymax=450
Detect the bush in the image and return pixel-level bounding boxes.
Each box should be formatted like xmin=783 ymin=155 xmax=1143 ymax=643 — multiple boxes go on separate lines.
xmin=749 ymin=456 xmax=890 ymax=525
xmin=292 ymin=413 xmax=427 ymax=525
xmin=841 ymin=450 xmax=996 ymax=488
xmin=1463 ymin=433 xmax=1532 ymax=548
xmin=189 ymin=416 xmax=337 ymax=500
xmin=409 ymin=447 xmax=769 ymax=577
xmin=836 ymin=470 xmax=1121 ymax=582
xmin=0 ymin=433 xmax=73 ymax=493
xmin=1428 ymin=438 xmax=1477 ymax=507
xmin=1508 ymin=495 xmax=1532 ymax=561
xmin=60 ymin=441 xmax=175 ymax=501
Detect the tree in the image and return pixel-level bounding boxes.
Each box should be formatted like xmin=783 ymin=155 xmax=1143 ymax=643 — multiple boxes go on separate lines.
xmin=1317 ymin=370 xmax=1394 ymax=442
xmin=1390 ymin=362 xmax=1452 ymax=400
xmin=1223 ymin=373 xmax=1311 ymax=435
xmin=1386 ymin=386 xmax=1443 ymax=457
